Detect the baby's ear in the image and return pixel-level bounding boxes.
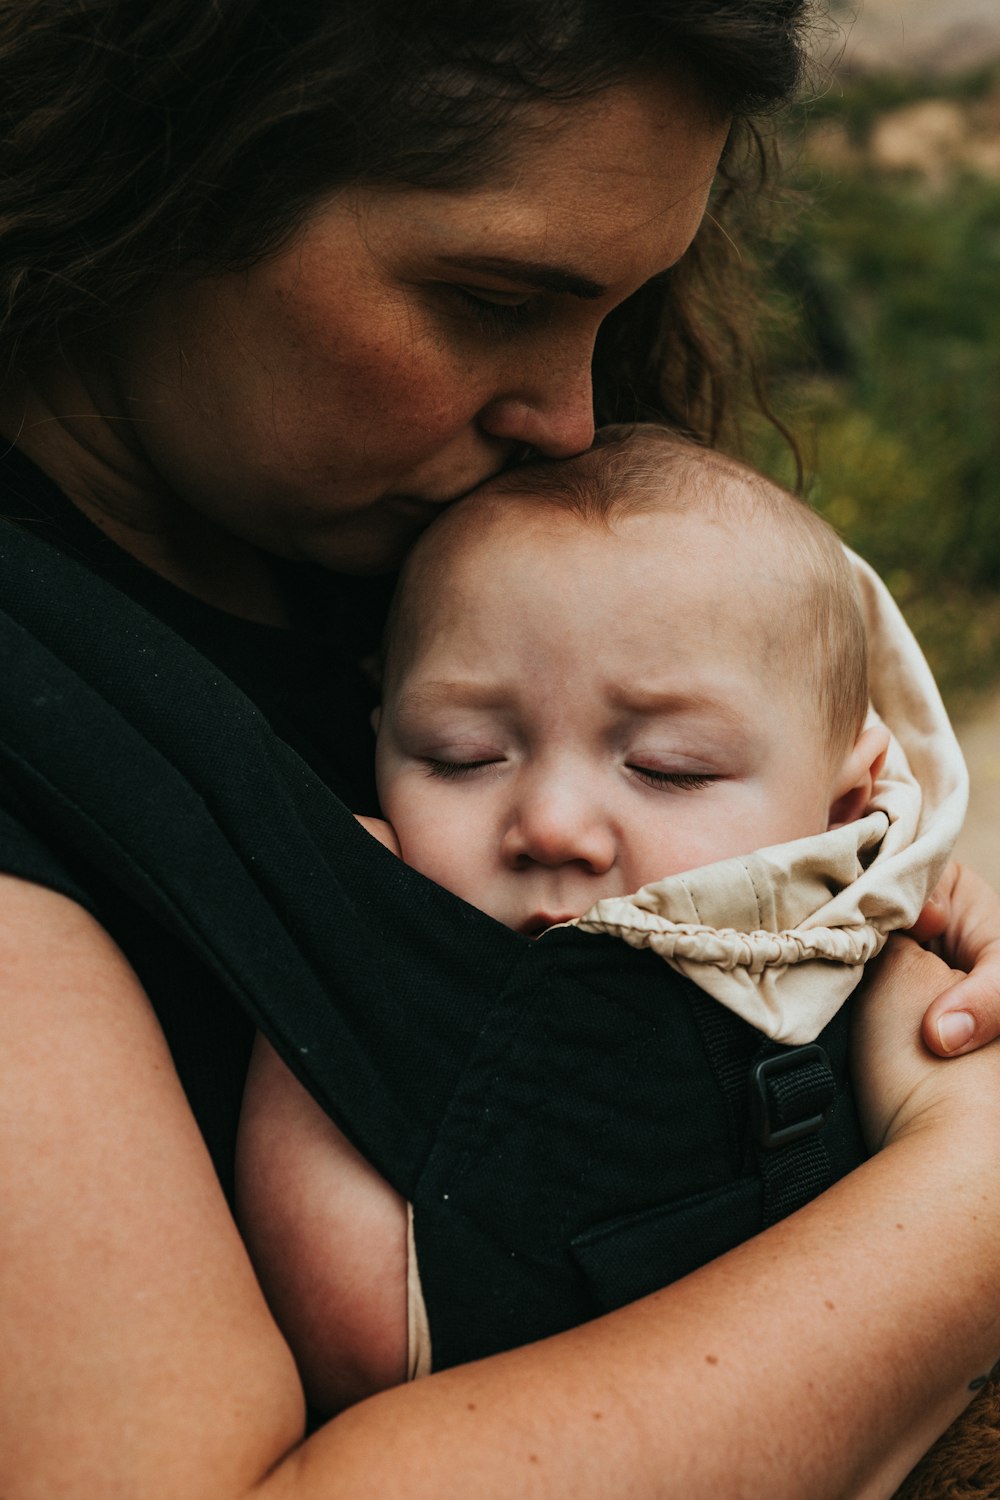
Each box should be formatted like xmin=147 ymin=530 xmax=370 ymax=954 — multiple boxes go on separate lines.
xmin=370 ymin=705 xmax=382 ymax=735
xmin=826 ymin=723 xmax=891 ymax=830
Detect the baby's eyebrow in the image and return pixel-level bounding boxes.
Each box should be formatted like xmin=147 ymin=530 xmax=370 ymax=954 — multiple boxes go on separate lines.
xmin=611 ymin=687 xmax=749 ymax=734
xmin=395 ymin=680 xmax=509 ymax=713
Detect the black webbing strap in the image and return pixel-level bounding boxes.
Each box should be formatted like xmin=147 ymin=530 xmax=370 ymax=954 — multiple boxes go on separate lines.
xmin=685 ymin=983 xmax=838 ymax=1229
xmin=750 ymin=1047 xmax=837 ymax=1224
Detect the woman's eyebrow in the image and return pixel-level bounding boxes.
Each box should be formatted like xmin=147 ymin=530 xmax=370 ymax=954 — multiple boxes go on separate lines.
xmin=435 ymin=254 xmax=607 ymax=299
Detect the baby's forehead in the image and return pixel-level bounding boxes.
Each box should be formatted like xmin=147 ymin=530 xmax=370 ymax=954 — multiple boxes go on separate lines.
xmin=409 ymin=486 xmax=792 ymax=595
xmin=385 ymin=446 xmax=863 ymax=753
xmin=394 ymin=491 xmax=807 ymax=670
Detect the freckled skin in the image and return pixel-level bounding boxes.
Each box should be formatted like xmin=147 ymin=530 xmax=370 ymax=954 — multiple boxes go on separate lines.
xmin=95 ymin=80 xmax=728 ymax=579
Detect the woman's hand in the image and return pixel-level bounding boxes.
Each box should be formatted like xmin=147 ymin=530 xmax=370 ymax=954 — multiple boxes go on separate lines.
xmin=851 ymin=935 xmax=1000 ymax=1152
xmin=910 ymin=862 xmax=1000 ymax=1056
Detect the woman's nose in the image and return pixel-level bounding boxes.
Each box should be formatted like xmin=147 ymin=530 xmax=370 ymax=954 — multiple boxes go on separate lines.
xmin=479 ymin=351 xmax=596 ymax=460
xmin=500 ymin=784 xmax=616 ymax=874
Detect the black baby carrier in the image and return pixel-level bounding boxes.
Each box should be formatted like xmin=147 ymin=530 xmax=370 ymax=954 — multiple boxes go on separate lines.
xmin=0 ymin=517 xmax=865 ymax=1371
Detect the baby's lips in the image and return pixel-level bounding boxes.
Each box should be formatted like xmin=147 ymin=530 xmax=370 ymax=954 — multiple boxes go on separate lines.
xmin=518 ymin=912 xmax=577 ymax=937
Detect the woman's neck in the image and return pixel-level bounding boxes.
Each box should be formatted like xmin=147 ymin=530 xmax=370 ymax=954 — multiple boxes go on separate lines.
xmin=0 ymin=357 xmax=290 ymax=627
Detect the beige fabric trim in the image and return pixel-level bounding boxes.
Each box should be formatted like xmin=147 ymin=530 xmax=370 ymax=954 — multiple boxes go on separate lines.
xmin=406 ymin=1202 xmax=432 ymax=1381
xmin=565 ymin=551 xmax=968 ymax=1046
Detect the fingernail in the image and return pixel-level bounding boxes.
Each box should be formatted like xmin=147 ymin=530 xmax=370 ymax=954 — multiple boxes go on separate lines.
xmin=937 ymin=1011 xmax=975 ymax=1053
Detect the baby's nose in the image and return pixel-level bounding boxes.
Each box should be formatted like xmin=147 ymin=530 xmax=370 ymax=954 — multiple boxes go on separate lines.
xmin=500 ymin=783 xmax=616 ymax=874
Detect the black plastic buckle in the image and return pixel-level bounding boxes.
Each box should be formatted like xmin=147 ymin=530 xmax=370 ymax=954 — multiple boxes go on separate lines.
xmin=750 ymin=1044 xmax=834 ymax=1150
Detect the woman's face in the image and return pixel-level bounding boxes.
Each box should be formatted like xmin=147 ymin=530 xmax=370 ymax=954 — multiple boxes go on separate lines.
xmin=113 ymin=78 xmax=729 ymax=572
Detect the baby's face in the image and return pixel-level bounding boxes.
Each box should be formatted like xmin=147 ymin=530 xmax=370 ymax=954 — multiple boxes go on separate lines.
xmin=376 ymin=503 xmax=842 ymax=934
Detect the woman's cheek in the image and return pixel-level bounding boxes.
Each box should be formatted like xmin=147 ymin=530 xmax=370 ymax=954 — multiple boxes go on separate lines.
xmin=379 ymin=358 xmax=480 ymax=444
xmin=332 ymin=295 xmax=472 ymax=423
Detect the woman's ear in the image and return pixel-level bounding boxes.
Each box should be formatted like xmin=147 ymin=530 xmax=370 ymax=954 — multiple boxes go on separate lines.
xmin=827 ymin=723 xmax=891 ymax=830
xmin=370 ymin=705 xmax=382 ymax=734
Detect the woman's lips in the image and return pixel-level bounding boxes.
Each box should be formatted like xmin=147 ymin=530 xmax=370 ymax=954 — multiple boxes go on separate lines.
xmin=384 ymin=467 xmax=509 ymax=518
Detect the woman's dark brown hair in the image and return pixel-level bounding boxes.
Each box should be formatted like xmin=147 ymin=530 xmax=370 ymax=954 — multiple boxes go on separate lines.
xmin=0 ymin=0 xmax=816 ymax=445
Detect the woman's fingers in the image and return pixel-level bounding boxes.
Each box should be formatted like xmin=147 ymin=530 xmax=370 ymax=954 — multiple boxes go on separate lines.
xmin=910 ymin=863 xmax=1000 ymax=1055
xmin=852 ymin=937 xmax=959 ymax=1149
xmin=855 ymin=935 xmax=1000 ymax=1157
xmin=921 ymin=948 xmax=1000 ymax=1055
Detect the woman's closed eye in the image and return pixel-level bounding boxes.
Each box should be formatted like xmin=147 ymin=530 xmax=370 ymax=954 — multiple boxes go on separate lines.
xmin=446 ymin=285 xmax=544 ymax=336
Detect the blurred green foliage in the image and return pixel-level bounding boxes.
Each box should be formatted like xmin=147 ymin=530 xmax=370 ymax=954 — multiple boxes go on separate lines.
xmin=745 ymin=67 xmax=1000 ymax=706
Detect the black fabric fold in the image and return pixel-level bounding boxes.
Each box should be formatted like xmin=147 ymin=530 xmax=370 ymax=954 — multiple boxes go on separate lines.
xmin=0 ymin=514 xmax=539 ymax=1185
xmin=0 ymin=463 xmax=868 ymax=1369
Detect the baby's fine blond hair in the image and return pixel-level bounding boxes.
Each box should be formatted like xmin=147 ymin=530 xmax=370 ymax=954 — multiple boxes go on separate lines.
xmin=477 ymin=424 xmax=869 ymax=755
xmin=387 ymin=424 xmax=869 ymax=757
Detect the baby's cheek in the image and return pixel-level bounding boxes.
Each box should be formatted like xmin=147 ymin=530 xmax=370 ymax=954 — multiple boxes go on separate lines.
xmin=406 ymin=826 xmax=478 ymax=893
xmin=380 ymin=784 xmax=470 ymax=890
xmin=630 ymin=794 xmax=758 ymax=880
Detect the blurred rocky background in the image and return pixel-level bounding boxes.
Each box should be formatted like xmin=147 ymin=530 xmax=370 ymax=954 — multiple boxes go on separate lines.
xmin=743 ymin=0 xmax=1000 ymax=877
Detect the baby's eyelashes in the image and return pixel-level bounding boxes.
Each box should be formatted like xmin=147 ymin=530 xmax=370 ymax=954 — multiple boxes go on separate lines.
xmin=627 ymin=766 xmax=718 ymax=791
xmin=421 ymin=756 xmax=506 ymax=780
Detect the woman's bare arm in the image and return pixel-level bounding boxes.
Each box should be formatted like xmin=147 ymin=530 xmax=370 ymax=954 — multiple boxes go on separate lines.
xmin=233 ymin=809 xmax=409 ymax=1411
xmin=0 ymin=877 xmax=304 ymax=1500
xmin=238 ymin=1034 xmax=409 ymax=1412
xmin=3 ymin=876 xmax=1000 ymax=1500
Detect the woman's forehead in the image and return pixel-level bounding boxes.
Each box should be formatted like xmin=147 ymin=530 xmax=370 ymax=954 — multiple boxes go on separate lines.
xmin=348 ymin=79 xmax=728 ymax=282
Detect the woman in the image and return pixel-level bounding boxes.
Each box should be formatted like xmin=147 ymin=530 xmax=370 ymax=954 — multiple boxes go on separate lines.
xmin=2 ymin=3 xmax=1000 ymax=1497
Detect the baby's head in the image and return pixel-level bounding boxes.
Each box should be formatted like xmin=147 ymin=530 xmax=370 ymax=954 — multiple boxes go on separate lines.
xmin=374 ymin=426 xmax=887 ymax=934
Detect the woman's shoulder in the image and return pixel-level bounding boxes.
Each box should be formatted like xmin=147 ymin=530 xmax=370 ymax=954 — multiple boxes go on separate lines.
xmin=0 ymin=462 xmax=260 ymax=1189
xmin=0 ymin=801 xmax=254 ymax=1198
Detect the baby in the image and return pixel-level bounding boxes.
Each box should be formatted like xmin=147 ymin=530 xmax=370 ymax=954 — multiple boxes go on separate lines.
xmin=238 ymin=426 xmax=961 ymax=1412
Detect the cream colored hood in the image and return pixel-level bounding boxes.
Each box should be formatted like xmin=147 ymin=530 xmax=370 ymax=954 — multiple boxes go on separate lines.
xmin=566 ymin=552 xmax=968 ymax=1044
